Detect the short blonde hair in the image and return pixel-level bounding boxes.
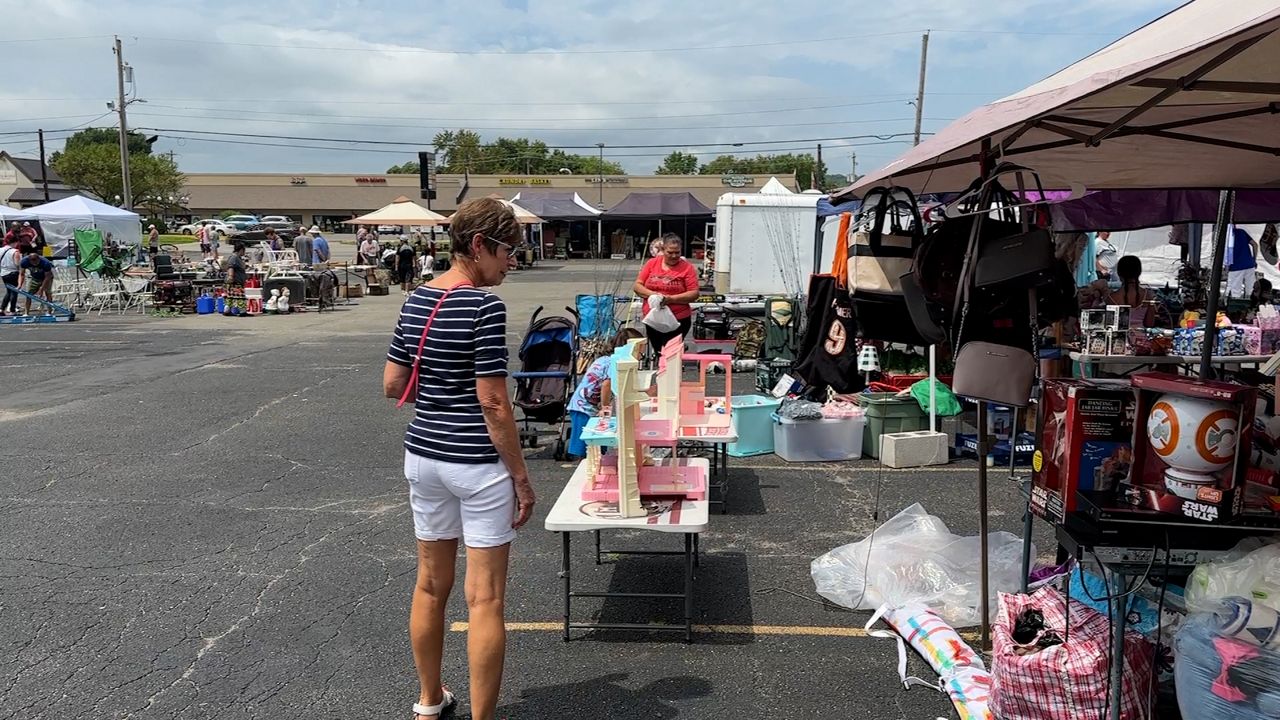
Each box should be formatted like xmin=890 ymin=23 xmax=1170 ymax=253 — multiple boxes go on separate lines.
xmin=449 ymin=198 xmax=520 ymax=258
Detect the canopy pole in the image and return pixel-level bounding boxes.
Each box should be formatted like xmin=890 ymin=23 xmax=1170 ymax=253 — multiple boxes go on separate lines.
xmin=977 ymin=137 xmax=994 ymax=652
xmin=1200 ymin=189 xmax=1236 ymax=379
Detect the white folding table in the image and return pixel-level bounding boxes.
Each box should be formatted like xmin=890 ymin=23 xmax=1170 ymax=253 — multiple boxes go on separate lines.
xmin=545 ymin=458 xmax=710 ymax=642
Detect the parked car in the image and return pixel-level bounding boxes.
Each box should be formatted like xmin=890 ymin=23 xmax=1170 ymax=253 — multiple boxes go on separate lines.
xmin=221 ymin=214 xmax=261 ymax=231
xmin=178 ymin=219 xmax=234 ymax=237
xmin=260 ymin=215 xmax=292 ymax=224
xmin=377 ymin=225 xmax=401 ymax=234
xmin=260 ymin=219 xmax=296 ymax=232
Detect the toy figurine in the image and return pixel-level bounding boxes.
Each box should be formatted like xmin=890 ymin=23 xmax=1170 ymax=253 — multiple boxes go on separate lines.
xmin=265 ymin=288 xmax=279 ymax=314
xmin=278 ymin=287 xmax=291 ymax=314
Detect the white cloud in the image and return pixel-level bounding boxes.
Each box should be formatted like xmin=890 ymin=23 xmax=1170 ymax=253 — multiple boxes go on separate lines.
xmin=0 ymin=0 xmax=1181 ymax=174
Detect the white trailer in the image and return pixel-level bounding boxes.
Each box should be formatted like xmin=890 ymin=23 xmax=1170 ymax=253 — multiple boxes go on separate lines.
xmin=712 ymin=180 xmax=820 ymax=296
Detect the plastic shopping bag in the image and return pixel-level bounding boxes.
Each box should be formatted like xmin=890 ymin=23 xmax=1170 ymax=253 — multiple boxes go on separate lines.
xmin=642 ymin=303 xmax=679 ymax=333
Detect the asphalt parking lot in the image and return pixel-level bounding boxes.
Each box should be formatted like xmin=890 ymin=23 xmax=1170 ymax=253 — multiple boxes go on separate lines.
xmin=0 ymin=260 xmax=1051 ymax=719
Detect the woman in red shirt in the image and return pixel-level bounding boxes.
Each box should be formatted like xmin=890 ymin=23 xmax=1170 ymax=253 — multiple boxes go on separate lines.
xmin=632 ymin=233 xmax=701 ymax=352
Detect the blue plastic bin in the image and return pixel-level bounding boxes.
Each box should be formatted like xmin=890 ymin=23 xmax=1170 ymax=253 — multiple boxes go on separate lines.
xmin=728 ymin=394 xmax=782 ymax=457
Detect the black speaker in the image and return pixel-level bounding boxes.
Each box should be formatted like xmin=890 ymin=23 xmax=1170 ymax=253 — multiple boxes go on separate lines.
xmin=418 ymin=151 xmax=437 ymax=201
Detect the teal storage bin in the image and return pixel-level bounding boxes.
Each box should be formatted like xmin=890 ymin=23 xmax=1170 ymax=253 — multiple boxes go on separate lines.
xmin=728 ymin=394 xmax=782 ymax=457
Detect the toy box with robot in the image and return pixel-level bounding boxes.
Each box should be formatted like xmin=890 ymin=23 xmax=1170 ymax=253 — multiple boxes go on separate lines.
xmin=1119 ymin=372 xmax=1256 ymax=524
xmin=1032 ymin=379 xmax=1136 ymax=523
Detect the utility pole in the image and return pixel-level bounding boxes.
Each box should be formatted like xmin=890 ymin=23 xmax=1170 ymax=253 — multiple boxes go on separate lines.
xmin=913 ymin=30 xmax=930 ymax=146
xmin=596 ymin=142 xmax=605 ymax=209
xmin=814 ymin=143 xmax=823 ymax=190
xmin=114 ymin=35 xmax=133 ymax=210
xmin=850 ymin=152 xmax=858 ymax=182
xmin=37 ymin=129 xmax=49 ymax=202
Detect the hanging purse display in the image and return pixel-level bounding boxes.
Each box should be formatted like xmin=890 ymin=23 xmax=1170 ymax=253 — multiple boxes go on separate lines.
xmin=848 ymin=186 xmax=927 ymax=346
xmin=949 ymin=177 xmax=1037 ymax=408
xmin=794 ymin=212 xmax=865 ymax=394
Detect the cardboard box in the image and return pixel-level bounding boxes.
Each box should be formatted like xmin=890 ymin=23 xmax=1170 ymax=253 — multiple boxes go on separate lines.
xmin=1032 ymin=379 xmax=1136 ymax=523
xmin=1126 ymin=372 xmax=1257 ymax=524
xmin=340 ymin=284 xmax=364 ymax=298
xmin=366 ymin=284 xmax=389 ymax=296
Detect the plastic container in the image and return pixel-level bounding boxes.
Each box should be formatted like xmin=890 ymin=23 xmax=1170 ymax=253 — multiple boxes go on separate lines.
xmin=195 ymin=295 xmax=215 ymax=315
xmin=728 ymin=394 xmax=782 ymax=457
xmin=854 ymin=392 xmax=929 ymax=459
xmin=773 ymin=414 xmax=865 ymax=462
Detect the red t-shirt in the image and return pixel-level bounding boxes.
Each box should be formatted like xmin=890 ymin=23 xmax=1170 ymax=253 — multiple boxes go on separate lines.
xmin=638 ymin=257 xmax=699 ymax=320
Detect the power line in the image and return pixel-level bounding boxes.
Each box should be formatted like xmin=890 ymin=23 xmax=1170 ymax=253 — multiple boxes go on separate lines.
xmin=134 ymin=98 xmax=908 ymax=124
xmin=0 ymin=35 xmax=109 ymax=44
xmin=135 ymin=106 xmax=946 ymax=133
xmin=133 ymin=27 xmax=1116 ymax=56
xmin=161 ymin=133 xmax=916 ymax=159
xmin=139 ymin=125 xmax=920 ymax=150
xmin=134 ymin=90 xmax=1005 ymax=106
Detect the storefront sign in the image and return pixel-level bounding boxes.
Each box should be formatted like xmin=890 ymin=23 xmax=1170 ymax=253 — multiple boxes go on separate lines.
xmin=721 ymin=175 xmax=755 ymax=188
xmin=584 ymin=177 xmax=629 ymax=185
xmin=354 ymin=177 xmax=387 ymax=184
xmin=289 ymin=177 xmax=307 ymax=185
xmin=498 ymin=177 xmax=551 ymax=185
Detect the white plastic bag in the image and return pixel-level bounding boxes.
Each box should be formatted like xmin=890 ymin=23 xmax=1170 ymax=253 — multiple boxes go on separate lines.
xmin=642 ymin=302 xmax=679 ymax=333
xmin=1186 ymin=538 xmax=1280 ymax=614
xmin=811 ymin=503 xmax=1030 ymax=627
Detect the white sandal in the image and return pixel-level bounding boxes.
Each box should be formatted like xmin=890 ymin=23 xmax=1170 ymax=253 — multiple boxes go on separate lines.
xmin=412 ymin=688 xmax=456 ymax=719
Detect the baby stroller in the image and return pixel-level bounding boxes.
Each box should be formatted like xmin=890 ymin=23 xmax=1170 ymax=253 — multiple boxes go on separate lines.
xmin=511 ymin=305 xmax=578 ymax=460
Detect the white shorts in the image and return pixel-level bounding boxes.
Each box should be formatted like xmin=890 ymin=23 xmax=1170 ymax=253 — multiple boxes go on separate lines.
xmin=404 ymin=451 xmax=517 ymax=548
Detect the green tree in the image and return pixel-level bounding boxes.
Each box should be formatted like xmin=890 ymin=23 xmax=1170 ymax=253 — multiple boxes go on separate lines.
xmin=655 ymin=151 xmax=698 ymax=175
xmin=698 ymin=153 xmax=826 ymax=186
xmin=52 ymin=142 xmax=184 ymax=210
xmin=427 ymin=129 xmax=626 ymax=175
xmin=386 ymin=161 xmax=420 ymax=174
xmin=49 ymin=128 xmax=153 ymax=166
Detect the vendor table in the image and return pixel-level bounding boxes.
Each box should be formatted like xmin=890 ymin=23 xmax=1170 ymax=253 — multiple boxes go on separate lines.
xmin=546 ymin=457 xmax=709 ymax=642
xmin=1070 ymin=351 xmax=1272 ymax=377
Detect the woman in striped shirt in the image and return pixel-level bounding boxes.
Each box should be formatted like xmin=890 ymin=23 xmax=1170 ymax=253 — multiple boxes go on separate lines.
xmin=383 ymin=197 xmax=534 ymax=720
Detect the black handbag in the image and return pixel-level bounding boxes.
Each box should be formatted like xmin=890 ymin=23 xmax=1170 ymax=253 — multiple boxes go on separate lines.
xmin=848 ymin=186 xmax=928 ymax=345
xmin=971 ymin=167 xmax=1056 ymax=290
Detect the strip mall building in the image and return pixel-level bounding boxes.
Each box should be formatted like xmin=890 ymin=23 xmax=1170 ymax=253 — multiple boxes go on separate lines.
xmin=182 ymin=172 xmax=800 ymax=231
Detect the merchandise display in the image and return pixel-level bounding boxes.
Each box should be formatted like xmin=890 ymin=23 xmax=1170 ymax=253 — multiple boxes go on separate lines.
xmin=1032 ymin=379 xmax=1136 ymax=523
xmin=1121 ymin=373 xmax=1256 ymax=524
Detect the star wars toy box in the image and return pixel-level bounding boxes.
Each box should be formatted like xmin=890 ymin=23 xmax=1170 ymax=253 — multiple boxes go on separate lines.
xmin=1032 ymin=379 xmax=1136 ymax=523
xmin=1120 ymin=372 xmax=1256 ymax=524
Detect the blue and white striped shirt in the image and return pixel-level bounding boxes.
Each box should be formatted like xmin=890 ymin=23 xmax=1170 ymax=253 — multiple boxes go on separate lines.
xmin=387 ymin=286 xmax=508 ymax=464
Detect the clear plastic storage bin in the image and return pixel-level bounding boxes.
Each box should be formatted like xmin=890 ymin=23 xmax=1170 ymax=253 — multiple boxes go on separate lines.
xmin=728 ymin=395 xmax=782 ymax=457
xmin=773 ymin=414 xmax=865 ymax=462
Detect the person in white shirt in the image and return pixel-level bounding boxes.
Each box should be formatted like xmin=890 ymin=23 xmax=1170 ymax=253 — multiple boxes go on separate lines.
xmin=418 ymin=250 xmax=435 ymax=281
xmin=0 ymin=237 xmax=22 ymax=315
xmin=358 ymin=234 xmax=380 ymax=265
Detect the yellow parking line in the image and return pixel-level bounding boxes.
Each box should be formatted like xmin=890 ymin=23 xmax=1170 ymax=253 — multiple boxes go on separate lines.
xmin=450 ymin=621 xmax=980 ymax=640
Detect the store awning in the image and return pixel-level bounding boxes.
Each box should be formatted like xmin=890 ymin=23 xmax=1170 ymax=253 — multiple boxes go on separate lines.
xmin=342 ymin=196 xmax=448 ymax=226
xmin=605 ymin=192 xmax=713 ymax=218
xmin=509 ymin=191 xmax=601 ymax=221
xmin=832 ymin=0 xmax=1280 ymax=198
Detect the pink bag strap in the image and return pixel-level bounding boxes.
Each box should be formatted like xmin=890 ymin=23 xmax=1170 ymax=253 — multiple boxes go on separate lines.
xmin=397 ymin=282 xmax=473 ymax=407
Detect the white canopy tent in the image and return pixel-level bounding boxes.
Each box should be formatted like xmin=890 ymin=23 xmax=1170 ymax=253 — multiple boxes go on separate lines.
xmin=758 ymin=176 xmax=795 ymax=195
xmin=0 ymin=206 xmax=36 ymax=223
xmin=28 ymin=195 xmax=140 ymax=257
xmin=342 ymin=196 xmax=448 ymax=227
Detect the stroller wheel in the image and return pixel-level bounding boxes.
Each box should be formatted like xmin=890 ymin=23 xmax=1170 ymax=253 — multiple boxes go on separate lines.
xmin=553 ymin=438 xmax=566 ymax=461
xmin=528 ymin=434 xmax=539 ymax=449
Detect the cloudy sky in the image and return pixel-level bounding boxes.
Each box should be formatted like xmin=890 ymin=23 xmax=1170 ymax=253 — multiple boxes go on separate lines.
xmin=2 ymin=0 xmax=1182 ymax=176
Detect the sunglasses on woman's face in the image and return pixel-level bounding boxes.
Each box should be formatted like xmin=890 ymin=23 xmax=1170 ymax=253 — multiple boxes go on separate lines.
xmin=482 ymin=236 xmax=520 ymax=257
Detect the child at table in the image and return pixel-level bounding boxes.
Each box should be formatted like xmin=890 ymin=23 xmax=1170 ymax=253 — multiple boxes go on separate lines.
xmin=567 ymin=327 xmax=644 ymax=458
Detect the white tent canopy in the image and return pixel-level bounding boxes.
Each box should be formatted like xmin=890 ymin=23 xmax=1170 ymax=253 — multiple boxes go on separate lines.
xmin=0 ymin=206 xmax=36 ymax=223
xmin=758 ymin=177 xmax=795 ymax=195
xmin=28 ymin=195 xmax=140 ymax=256
xmin=343 ymin=196 xmax=448 ymax=226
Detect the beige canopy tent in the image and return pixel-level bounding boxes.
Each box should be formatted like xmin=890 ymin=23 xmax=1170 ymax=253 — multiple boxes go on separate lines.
xmin=473 ymin=195 xmax=544 ymax=225
xmin=833 ymin=0 xmax=1280 ymax=197
xmin=343 ymin=196 xmax=448 ymax=226
xmin=830 ymin=0 xmax=1280 ymax=654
